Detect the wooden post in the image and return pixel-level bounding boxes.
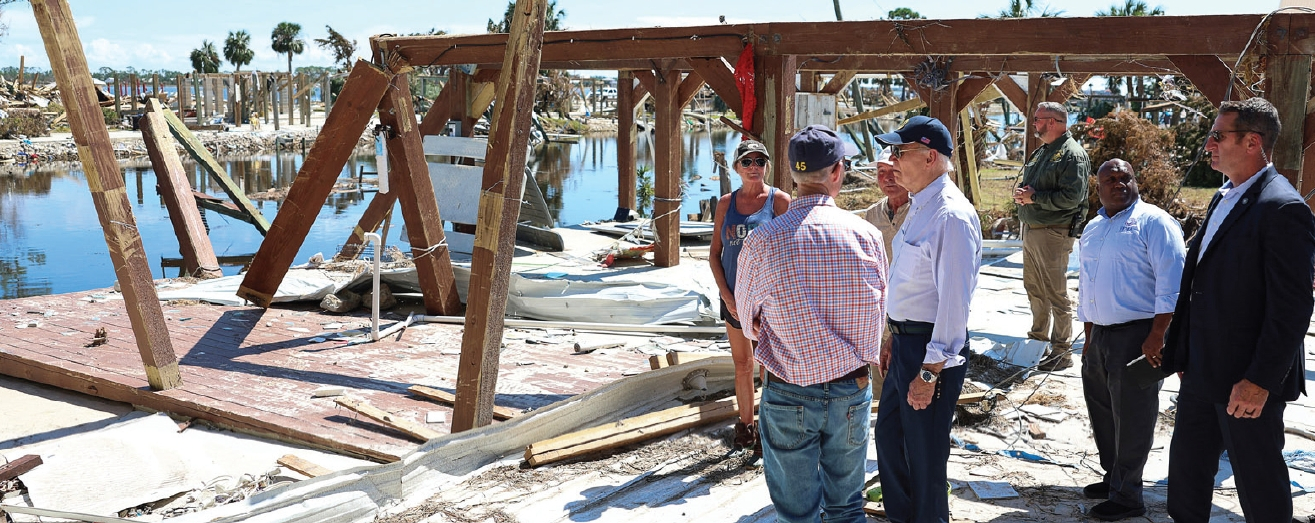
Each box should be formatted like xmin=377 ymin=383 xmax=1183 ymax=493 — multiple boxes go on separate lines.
xmin=16 ymin=55 xmax=24 ymax=85
xmin=652 ymin=67 xmax=683 ymax=267
xmin=160 ymin=108 xmax=271 ymax=234
xmin=378 ymin=73 xmax=462 ymax=315
xmin=960 ymin=106 xmax=982 ymax=206
xmin=1266 ymin=54 xmax=1311 ymax=188
xmin=452 ymin=0 xmax=547 ymax=433
xmin=174 ymin=74 xmax=183 ymax=112
xmin=31 ymin=0 xmax=181 ymax=390
xmin=141 ymin=99 xmax=222 ymax=279
xmin=113 ymin=73 xmax=120 ymax=116
xmin=130 ymin=74 xmax=139 ymax=113
xmin=288 ymin=72 xmax=296 ymax=126
xmin=1024 ymin=72 xmax=1044 ymax=158
xmin=617 ymin=70 xmax=637 ymax=211
xmin=152 ymin=73 xmax=160 ymax=101
xmin=193 ymin=75 xmax=202 ymax=126
xmin=756 ymin=55 xmax=797 ymax=194
xmin=237 ymin=60 xmax=390 ymax=307
xmin=324 ymin=73 xmax=333 ymax=115
xmin=272 ymin=75 xmax=280 ymax=130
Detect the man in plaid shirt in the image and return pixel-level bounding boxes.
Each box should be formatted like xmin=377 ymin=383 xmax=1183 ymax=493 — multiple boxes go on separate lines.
xmin=737 ymin=125 xmax=886 ymax=523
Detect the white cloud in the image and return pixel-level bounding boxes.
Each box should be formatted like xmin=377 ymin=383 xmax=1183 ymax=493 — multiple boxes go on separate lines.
xmin=74 ymin=15 xmax=94 ymax=29
xmin=85 ymin=38 xmax=126 ymax=66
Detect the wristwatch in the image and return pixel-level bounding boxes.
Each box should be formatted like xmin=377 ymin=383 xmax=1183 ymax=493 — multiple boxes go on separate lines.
xmin=919 ymin=369 xmax=939 ymax=384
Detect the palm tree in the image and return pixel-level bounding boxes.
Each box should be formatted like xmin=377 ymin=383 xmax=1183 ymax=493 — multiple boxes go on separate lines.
xmin=223 ymin=30 xmax=254 ymax=72
xmin=189 ymin=40 xmax=220 ymax=73
xmin=1096 ymin=2 xmax=1163 ymax=109
xmin=271 ymin=22 xmax=305 ymax=125
xmin=982 ymin=0 xmax=1064 ymax=18
xmin=487 ymin=1 xmax=565 ymax=32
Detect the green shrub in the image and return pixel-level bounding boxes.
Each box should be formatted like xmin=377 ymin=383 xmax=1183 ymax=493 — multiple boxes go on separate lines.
xmin=0 ymin=113 xmax=49 ymax=138
xmin=102 ymin=107 xmax=119 ymax=126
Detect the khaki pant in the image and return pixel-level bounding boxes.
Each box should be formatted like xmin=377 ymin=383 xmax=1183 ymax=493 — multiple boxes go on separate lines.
xmin=1022 ymin=224 xmax=1075 ymax=350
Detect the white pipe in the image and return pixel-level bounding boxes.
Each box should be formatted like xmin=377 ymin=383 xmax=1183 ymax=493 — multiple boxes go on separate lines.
xmin=365 ymin=232 xmax=382 ymax=341
xmin=414 ymin=315 xmax=725 ymax=335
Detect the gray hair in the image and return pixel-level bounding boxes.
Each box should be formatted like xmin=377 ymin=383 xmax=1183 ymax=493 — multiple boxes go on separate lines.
xmin=1219 ymin=97 xmax=1281 ymax=154
xmin=1036 ymin=101 xmax=1068 ymax=120
xmin=791 ymin=163 xmax=836 ymax=185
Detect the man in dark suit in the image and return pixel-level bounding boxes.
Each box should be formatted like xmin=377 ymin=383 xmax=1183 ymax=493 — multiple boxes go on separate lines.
xmin=1162 ymin=97 xmax=1314 ymax=522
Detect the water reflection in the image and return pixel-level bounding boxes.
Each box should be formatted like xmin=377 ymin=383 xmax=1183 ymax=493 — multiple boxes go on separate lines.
xmin=0 ymin=130 xmax=748 ymax=299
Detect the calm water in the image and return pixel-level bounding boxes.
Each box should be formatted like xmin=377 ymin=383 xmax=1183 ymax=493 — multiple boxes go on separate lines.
xmin=0 ymin=129 xmax=745 ymax=299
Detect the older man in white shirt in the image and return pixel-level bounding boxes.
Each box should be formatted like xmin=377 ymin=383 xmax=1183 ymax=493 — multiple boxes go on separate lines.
xmin=1077 ymin=159 xmax=1185 ymax=521
xmin=873 ymin=116 xmax=982 ymax=523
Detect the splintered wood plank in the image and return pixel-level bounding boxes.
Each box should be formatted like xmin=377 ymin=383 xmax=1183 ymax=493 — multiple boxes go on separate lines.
xmin=837 ymin=98 xmax=924 ymax=126
xmin=378 ymin=73 xmax=462 ymax=316
xmin=336 ymin=191 xmax=398 ymax=261
xmin=277 ymin=454 xmax=332 ymax=478
xmin=334 ymin=397 xmax=442 ymax=442
xmin=237 ymin=60 xmax=390 ymax=308
xmin=159 ymin=105 xmax=270 ymax=235
xmin=453 ymin=0 xmax=548 ymax=433
xmin=141 ymin=98 xmax=222 ymax=279
xmin=409 ymin=385 xmax=518 ymax=420
xmin=820 ymin=70 xmax=857 ymax=95
xmin=32 ymin=0 xmax=180 ymax=390
xmin=524 ymin=398 xmax=738 ymax=467
xmin=0 ymin=455 xmax=43 ymax=481
xmin=652 ymin=67 xmax=683 ymax=267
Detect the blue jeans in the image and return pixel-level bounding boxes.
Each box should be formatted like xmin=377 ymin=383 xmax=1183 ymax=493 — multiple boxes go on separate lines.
xmin=760 ymin=374 xmax=871 ymax=523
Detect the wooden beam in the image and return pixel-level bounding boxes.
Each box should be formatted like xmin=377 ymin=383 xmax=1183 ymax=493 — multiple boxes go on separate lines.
xmin=409 ymin=385 xmax=518 ymax=420
xmin=237 ymin=60 xmax=390 ymax=308
xmin=960 ymin=106 xmax=983 ymax=206
xmin=633 ymin=69 xmax=657 ymax=98
xmin=799 ymin=71 xmax=818 ymax=93
xmin=378 ymin=74 xmax=463 ymax=316
xmin=652 ymin=67 xmax=684 ymax=268
xmin=0 ymin=455 xmax=43 ymax=482
xmin=374 ymin=16 xmax=1279 ymax=67
xmin=687 ymin=57 xmax=743 ymax=114
xmin=160 ymin=108 xmax=270 ymax=235
xmin=336 ymin=192 xmax=398 ymax=261
xmin=954 ymin=74 xmax=997 ymax=111
xmin=758 ymin=54 xmax=798 ymax=194
xmin=32 ymin=0 xmax=181 ymax=391
xmin=1267 ymin=53 xmax=1312 ymax=187
xmin=276 ymin=454 xmax=332 ymax=478
xmin=677 ymin=70 xmax=706 ymax=108
xmin=524 ymin=397 xmax=740 ymax=467
xmin=452 ymin=0 xmax=548 ymax=433
xmin=617 ymin=71 xmax=638 ymax=210
xmin=140 ymin=99 xmax=222 ymax=280
xmin=418 ymin=79 xmax=457 ymax=136
xmin=995 ymin=74 xmax=1028 ymax=113
xmin=334 ymin=397 xmax=441 ymax=442
xmin=1167 ymin=55 xmax=1238 ymax=106
xmin=925 ymin=72 xmax=962 ymax=188
xmin=819 ymin=70 xmax=857 ymax=95
xmin=798 ymin=55 xmax=1185 ymax=75
xmin=837 ymin=98 xmax=925 ymax=126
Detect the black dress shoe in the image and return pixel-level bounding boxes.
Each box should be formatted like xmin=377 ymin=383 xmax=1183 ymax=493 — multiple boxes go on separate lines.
xmin=1082 ymin=481 xmax=1110 ymax=500
xmin=1089 ymin=500 xmax=1146 ymax=521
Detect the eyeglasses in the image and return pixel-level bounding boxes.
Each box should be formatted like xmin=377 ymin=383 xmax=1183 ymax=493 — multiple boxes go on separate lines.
xmin=889 ymin=146 xmax=930 ymax=159
xmin=738 ymin=157 xmax=768 ymax=167
xmin=1207 ymin=129 xmax=1262 ymax=142
xmin=843 ymin=159 xmax=853 ymax=170
xmin=1032 ymin=116 xmax=1063 ymax=124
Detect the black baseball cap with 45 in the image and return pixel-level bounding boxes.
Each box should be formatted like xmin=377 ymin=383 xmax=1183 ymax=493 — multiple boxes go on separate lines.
xmin=787 ymin=125 xmax=858 ymax=172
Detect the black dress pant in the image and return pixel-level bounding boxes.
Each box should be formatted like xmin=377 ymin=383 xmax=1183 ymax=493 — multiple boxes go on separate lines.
xmin=1167 ymin=391 xmax=1290 ymax=522
xmin=1082 ymin=319 xmax=1161 ymax=507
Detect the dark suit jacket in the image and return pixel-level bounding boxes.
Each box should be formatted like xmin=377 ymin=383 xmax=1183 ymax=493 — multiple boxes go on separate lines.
xmin=1162 ymin=166 xmax=1313 ymax=403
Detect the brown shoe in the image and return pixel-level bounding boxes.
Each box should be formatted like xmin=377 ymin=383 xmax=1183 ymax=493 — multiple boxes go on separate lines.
xmin=1038 ymin=351 xmax=1073 ymax=371
xmin=733 ymin=421 xmax=757 ymax=450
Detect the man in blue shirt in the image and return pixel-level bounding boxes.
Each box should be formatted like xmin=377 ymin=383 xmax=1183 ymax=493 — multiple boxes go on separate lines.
xmin=1077 ymin=159 xmax=1185 ymax=520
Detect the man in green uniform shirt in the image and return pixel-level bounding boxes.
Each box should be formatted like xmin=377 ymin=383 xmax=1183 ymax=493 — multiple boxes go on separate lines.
xmin=1014 ymin=101 xmax=1090 ymax=371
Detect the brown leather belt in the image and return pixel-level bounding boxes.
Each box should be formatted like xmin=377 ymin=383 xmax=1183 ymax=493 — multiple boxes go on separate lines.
xmin=767 ymin=366 xmax=870 ymax=388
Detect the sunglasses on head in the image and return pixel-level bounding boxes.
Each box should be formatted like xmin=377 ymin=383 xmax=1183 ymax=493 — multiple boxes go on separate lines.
xmin=739 ymin=157 xmax=768 ymax=167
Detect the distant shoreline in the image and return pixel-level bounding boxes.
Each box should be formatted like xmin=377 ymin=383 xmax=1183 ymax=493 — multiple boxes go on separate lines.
xmin=0 ymin=126 xmax=374 ymax=165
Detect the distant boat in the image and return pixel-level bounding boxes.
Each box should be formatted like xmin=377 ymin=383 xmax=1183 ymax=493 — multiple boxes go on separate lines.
xmin=545 ymin=133 xmax=583 ymax=143
xmin=582 ymin=220 xmax=715 ymax=241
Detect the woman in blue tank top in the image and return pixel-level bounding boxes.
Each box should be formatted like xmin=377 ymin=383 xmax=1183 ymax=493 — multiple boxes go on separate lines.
xmin=710 ymin=139 xmax=791 ymax=460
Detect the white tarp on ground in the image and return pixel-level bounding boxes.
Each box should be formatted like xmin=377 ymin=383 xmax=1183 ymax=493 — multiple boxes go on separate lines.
xmin=156 ymin=266 xmax=713 ymax=325
xmin=169 ymin=358 xmax=738 ymax=523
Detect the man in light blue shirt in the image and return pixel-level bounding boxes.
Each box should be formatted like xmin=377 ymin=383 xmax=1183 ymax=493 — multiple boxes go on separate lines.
xmin=1077 ymin=159 xmax=1185 ymax=521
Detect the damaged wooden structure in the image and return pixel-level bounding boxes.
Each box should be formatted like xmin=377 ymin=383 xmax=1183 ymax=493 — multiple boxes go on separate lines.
xmin=8 ymin=0 xmax=1315 ymax=469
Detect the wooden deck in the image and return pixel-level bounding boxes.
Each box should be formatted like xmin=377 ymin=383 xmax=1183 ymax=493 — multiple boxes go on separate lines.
xmin=0 ymin=289 xmax=657 ymax=463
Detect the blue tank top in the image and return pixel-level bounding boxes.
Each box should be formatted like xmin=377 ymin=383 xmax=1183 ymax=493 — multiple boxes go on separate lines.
xmin=721 ymin=187 xmax=777 ymax=293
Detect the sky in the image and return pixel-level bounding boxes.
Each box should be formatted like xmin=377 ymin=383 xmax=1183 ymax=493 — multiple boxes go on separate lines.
xmin=0 ymin=0 xmax=1283 ymax=73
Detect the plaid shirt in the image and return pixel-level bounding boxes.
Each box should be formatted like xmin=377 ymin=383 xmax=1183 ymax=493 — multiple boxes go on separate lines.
xmin=736 ymin=194 xmax=887 ymax=386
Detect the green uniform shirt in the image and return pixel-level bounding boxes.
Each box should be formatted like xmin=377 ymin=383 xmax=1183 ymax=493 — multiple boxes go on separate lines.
xmin=1018 ymin=131 xmax=1090 ymax=228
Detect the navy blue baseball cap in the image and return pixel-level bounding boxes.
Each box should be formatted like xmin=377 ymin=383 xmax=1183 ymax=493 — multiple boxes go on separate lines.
xmin=875 ymin=115 xmax=954 ymax=157
xmin=788 ymin=125 xmax=859 ymax=172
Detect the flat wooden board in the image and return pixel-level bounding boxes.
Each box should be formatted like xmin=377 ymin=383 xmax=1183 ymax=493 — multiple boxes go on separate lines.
xmin=0 ymin=288 xmax=655 ymax=463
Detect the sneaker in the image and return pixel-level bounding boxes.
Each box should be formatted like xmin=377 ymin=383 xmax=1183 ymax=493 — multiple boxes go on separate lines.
xmin=1082 ymin=481 xmax=1110 ymax=500
xmin=1089 ymin=500 xmax=1146 ymax=521
xmin=1038 ymin=352 xmax=1073 ymax=371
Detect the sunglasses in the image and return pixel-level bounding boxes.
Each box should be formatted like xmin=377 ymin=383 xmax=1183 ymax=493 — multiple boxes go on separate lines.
xmin=1207 ymin=129 xmax=1261 ymax=142
xmin=889 ymin=146 xmax=930 ymax=159
xmin=738 ymin=157 xmax=768 ymax=167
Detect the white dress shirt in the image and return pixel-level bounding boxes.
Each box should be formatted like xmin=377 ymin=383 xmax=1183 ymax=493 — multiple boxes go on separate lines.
xmin=1198 ymin=165 xmax=1266 ymax=262
xmin=887 ymin=174 xmax=983 ymax=368
xmin=1077 ymin=199 xmax=1186 ymax=326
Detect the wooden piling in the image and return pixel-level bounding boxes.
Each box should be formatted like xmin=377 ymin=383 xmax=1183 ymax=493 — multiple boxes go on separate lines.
xmin=651 ymin=67 xmax=683 ymax=268
xmin=617 ymin=71 xmax=637 ymax=211
xmin=237 ymin=60 xmax=390 ymax=308
xmin=159 ymin=108 xmax=270 ymax=235
xmin=140 ymin=99 xmax=222 ymax=279
xmin=451 ymin=0 xmax=547 ymax=433
xmin=31 ymin=0 xmax=181 ymax=390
